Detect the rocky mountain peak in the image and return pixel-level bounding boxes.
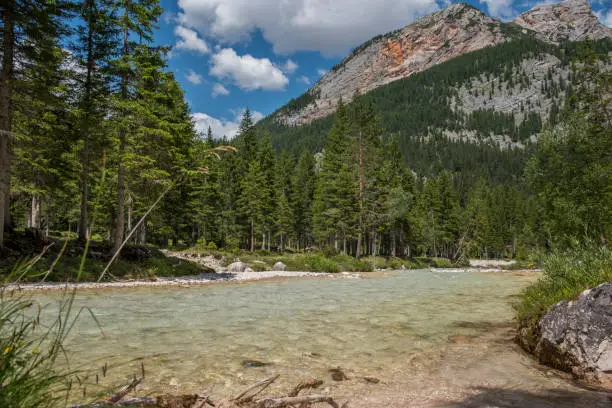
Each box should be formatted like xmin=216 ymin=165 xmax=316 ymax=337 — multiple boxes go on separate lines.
xmin=273 ymin=0 xmax=611 ymax=127
xmin=513 ymin=0 xmax=612 ymax=42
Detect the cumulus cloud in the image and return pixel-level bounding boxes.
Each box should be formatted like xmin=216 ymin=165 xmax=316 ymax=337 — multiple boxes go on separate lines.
xmin=186 ymin=69 xmax=203 ymax=84
xmin=177 ymin=0 xmax=440 ymax=55
xmin=281 ymin=59 xmax=299 ymax=74
xmin=174 ymin=25 xmax=210 ymax=54
xmin=212 ymin=83 xmax=230 ymax=97
xmin=595 ymin=9 xmax=612 ymax=27
xmin=192 ymin=109 xmax=264 ymax=139
xmin=210 ymin=48 xmax=289 ymax=91
xmin=317 ymin=68 xmax=328 ymax=77
xmin=297 ymin=75 xmax=312 ymax=85
xmin=480 ymin=0 xmax=516 ymax=19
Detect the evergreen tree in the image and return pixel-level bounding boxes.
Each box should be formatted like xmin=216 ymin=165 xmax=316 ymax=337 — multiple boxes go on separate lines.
xmin=110 ymin=0 xmax=163 ymax=254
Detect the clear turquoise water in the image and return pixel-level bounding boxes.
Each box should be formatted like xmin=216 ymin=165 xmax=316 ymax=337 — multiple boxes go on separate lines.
xmin=34 ymin=270 xmax=609 ymax=407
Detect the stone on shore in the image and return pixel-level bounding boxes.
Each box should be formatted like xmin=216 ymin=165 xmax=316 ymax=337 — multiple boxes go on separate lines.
xmin=273 ymin=262 xmax=287 ymax=271
xmin=227 ymin=261 xmax=248 ymax=273
xmin=520 ymin=282 xmax=612 ymax=387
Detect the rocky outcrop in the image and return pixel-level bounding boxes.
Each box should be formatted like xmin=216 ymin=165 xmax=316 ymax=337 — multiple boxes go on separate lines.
xmin=273 ymin=261 xmax=287 ymax=271
xmin=276 ymin=3 xmax=507 ymax=126
xmin=272 ymin=0 xmax=611 ymax=127
xmin=513 ymin=0 xmax=612 ymax=43
xmin=518 ymin=282 xmax=612 ymax=387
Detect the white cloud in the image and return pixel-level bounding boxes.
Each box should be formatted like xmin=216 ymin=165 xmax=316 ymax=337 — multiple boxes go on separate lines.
xmin=186 ymin=69 xmax=203 ymax=84
xmin=177 ymin=0 xmax=440 ymax=55
xmin=192 ymin=108 xmax=264 ymax=139
xmin=595 ymin=9 xmax=612 ymax=27
xmin=281 ymin=59 xmax=299 ymax=73
xmin=317 ymin=68 xmax=328 ymax=77
xmin=212 ymin=83 xmax=230 ymax=97
xmin=480 ymin=0 xmax=516 ymax=19
xmin=297 ymin=75 xmax=312 ymax=85
xmin=174 ymin=25 xmax=210 ymax=54
xmin=210 ymin=48 xmax=289 ymax=91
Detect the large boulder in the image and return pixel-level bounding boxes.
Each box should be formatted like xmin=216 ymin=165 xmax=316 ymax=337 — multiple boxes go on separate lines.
xmin=273 ymin=262 xmax=287 ymax=271
xmin=527 ymin=282 xmax=612 ymax=386
xmin=227 ymin=261 xmax=248 ymax=273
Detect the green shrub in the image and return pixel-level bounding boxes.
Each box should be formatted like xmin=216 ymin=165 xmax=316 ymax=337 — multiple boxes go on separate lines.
xmin=515 ymin=244 xmax=612 ymax=328
xmin=306 ymin=255 xmax=340 ymax=273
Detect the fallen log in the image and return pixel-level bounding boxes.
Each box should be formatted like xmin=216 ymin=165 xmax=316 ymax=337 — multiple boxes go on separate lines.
xmin=72 ymin=374 xmax=345 ymax=408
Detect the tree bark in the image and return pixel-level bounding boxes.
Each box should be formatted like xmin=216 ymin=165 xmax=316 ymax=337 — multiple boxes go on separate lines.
xmin=29 ymin=194 xmax=42 ymax=230
xmin=0 ymin=2 xmax=15 ymax=246
xmin=356 ymin=130 xmax=365 ymax=259
xmin=250 ymin=219 xmax=254 ymax=252
xmin=112 ymin=18 xmax=129 ymax=255
xmin=78 ymin=0 xmax=97 ymax=242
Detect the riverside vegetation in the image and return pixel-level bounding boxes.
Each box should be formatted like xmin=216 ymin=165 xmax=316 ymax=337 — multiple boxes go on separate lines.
xmin=0 ymin=0 xmax=611 ymax=406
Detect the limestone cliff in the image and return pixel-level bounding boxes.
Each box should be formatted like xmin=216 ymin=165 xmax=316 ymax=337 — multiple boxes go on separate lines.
xmin=273 ymin=0 xmax=611 ymax=127
xmin=514 ymin=0 xmax=612 ymax=43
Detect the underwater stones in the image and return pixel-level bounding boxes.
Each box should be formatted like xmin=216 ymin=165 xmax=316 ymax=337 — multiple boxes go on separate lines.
xmin=241 ymin=359 xmax=273 ymax=368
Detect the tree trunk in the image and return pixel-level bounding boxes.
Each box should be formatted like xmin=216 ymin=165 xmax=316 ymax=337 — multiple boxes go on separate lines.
xmin=78 ymin=0 xmax=96 ymax=242
xmin=356 ymin=130 xmax=365 ymax=260
xmin=112 ymin=22 xmax=129 ymax=255
xmin=250 ymin=219 xmax=254 ymax=252
xmin=29 ymin=195 xmax=42 ymax=230
xmin=0 ymin=2 xmax=15 ymax=246
xmin=391 ymin=230 xmax=396 ymax=258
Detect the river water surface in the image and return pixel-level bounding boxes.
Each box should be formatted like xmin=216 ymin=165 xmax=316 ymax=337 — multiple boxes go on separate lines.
xmin=37 ymin=270 xmax=610 ymax=407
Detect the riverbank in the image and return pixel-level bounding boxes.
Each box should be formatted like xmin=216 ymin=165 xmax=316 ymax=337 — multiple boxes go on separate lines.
xmin=7 ymin=270 xmax=364 ymax=292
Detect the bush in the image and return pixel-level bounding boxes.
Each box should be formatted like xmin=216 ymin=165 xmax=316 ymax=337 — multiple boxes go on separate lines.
xmin=306 ymin=255 xmax=340 ymax=273
xmin=515 ymin=243 xmax=612 ymax=328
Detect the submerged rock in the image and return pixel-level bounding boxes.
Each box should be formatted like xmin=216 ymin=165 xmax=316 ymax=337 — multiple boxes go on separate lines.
xmin=328 ymin=367 xmax=349 ymax=381
xmin=227 ymin=261 xmax=248 ymax=273
xmin=520 ymin=282 xmax=612 ymax=386
xmin=241 ymin=359 xmax=272 ymax=368
xmin=273 ymin=261 xmax=287 ymax=271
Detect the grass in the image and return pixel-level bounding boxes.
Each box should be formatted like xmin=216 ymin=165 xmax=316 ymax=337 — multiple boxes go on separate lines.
xmin=0 ymin=245 xmax=207 ymax=283
xmin=515 ymin=243 xmax=612 ymax=331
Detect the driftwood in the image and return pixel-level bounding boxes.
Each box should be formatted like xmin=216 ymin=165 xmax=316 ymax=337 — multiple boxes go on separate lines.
xmin=72 ymin=374 xmax=345 ymax=408
xmin=105 ymin=377 xmax=143 ymax=404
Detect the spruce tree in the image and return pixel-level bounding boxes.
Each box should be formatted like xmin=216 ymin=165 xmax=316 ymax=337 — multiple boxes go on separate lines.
xmin=110 ymin=0 xmax=162 ymax=254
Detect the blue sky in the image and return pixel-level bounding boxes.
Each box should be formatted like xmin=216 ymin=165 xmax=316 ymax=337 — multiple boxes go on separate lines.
xmin=154 ymin=0 xmax=611 ymax=138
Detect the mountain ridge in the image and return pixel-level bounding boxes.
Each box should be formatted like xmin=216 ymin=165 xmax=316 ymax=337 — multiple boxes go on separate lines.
xmin=271 ymin=0 xmax=611 ymax=127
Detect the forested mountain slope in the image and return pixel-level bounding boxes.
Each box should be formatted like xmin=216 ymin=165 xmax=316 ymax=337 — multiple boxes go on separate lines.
xmin=267 ymin=0 xmax=611 ymax=127
xmin=259 ymin=37 xmax=612 ymax=182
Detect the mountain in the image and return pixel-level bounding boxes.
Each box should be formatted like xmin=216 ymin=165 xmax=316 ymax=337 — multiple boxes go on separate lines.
xmin=270 ymin=0 xmax=610 ymax=127
xmin=514 ymin=0 xmax=612 ymax=43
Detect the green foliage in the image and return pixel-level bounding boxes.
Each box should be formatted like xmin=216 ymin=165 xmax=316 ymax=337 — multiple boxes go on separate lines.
xmin=515 ymin=243 xmax=612 ymax=327
xmin=0 ymin=292 xmax=69 ymax=408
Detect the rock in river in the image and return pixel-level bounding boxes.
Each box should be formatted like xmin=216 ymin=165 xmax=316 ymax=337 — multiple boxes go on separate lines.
xmin=521 ymin=282 xmax=612 ymax=387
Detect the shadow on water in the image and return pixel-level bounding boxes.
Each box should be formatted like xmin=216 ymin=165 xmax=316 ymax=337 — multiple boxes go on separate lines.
xmin=441 ymin=387 xmax=612 ymax=408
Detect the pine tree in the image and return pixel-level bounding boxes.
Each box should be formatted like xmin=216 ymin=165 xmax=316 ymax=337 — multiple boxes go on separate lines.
xmin=74 ymin=0 xmax=118 ymax=241
xmin=238 ymin=160 xmax=266 ymax=252
xmin=110 ymin=0 xmax=163 ymax=253
xmin=291 ymin=151 xmax=316 ymax=249
xmin=0 ymin=0 xmax=69 ymax=245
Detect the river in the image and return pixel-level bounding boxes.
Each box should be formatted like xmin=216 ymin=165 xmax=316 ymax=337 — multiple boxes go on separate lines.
xmin=35 ymin=269 xmax=609 ymax=407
